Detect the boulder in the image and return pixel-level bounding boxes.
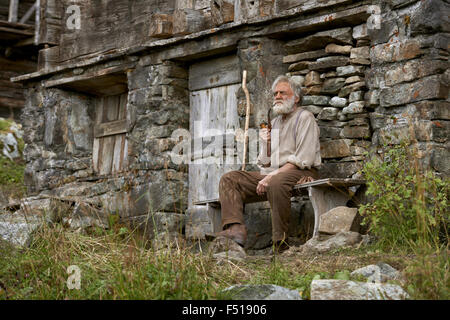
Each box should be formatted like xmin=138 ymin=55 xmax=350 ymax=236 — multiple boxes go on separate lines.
xmin=223 ymin=284 xmax=302 ymax=300
xmin=351 ymin=263 xmax=403 ymax=284
xmin=310 ymin=280 xmax=409 ymax=300
xmin=0 ymin=213 xmax=43 ymax=247
xmin=330 ymin=97 xmax=347 ymax=108
xmin=302 ymin=231 xmax=362 ymax=253
xmin=319 ymin=206 xmax=359 ymax=235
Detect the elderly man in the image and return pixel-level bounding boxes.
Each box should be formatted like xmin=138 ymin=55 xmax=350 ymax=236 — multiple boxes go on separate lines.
xmin=213 ymin=75 xmax=322 ymax=252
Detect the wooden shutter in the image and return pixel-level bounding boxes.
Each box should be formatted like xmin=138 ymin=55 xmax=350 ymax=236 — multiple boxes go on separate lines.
xmin=93 ymin=93 xmax=128 ymax=175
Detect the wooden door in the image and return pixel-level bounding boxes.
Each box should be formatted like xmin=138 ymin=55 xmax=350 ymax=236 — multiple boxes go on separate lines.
xmin=93 ymin=93 xmax=128 ymax=175
xmin=188 ymin=55 xmax=242 ymax=205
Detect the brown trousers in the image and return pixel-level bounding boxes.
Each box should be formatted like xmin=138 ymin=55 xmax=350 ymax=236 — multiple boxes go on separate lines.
xmin=219 ymin=167 xmax=318 ymax=242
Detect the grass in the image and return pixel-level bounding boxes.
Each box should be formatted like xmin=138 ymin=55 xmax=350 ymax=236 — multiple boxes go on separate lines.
xmin=0 ymin=220 xmax=435 ymax=300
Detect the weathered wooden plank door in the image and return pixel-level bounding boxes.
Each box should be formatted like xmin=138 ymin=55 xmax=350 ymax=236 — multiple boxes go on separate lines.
xmin=188 ymin=55 xmax=242 ymax=205
xmin=93 ymin=93 xmax=128 ymax=175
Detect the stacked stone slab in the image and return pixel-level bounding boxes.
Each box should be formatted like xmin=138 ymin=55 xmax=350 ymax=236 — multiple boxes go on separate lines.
xmin=366 ymin=0 xmax=449 ymax=176
xmin=284 ymin=26 xmax=372 ymax=178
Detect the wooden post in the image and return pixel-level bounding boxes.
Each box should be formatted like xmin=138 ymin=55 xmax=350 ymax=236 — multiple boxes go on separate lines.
xmin=241 ymin=70 xmax=251 ymax=171
xmin=34 ymin=0 xmax=40 ymax=45
xmin=8 ymin=0 xmax=19 ymax=23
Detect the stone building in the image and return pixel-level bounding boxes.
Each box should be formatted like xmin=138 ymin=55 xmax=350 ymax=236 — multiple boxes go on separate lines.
xmin=9 ymin=0 xmax=449 ymax=248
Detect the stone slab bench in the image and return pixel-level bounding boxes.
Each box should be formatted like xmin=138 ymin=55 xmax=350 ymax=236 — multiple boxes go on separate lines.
xmin=190 ymin=178 xmax=366 ymax=239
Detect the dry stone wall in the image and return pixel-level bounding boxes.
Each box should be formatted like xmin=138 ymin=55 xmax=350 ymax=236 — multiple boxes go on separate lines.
xmin=284 ymin=25 xmax=372 ymax=179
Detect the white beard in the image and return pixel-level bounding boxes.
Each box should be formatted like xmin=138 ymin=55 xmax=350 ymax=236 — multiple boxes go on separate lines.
xmin=272 ymin=96 xmax=296 ymax=116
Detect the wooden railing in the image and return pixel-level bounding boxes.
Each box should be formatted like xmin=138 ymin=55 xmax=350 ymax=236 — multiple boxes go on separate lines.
xmin=8 ymin=0 xmax=40 ymax=44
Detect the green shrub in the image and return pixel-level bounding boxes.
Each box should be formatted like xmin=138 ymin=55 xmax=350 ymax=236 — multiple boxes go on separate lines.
xmin=359 ymin=141 xmax=449 ymax=250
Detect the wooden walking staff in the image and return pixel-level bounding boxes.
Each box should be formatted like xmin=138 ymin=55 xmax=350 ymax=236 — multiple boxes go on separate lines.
xmin=241 ymin=70 xmax=251 ymax=171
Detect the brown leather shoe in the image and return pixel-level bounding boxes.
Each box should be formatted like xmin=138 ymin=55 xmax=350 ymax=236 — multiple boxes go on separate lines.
xmin=206 ymin=223 xmax=247 ymax=247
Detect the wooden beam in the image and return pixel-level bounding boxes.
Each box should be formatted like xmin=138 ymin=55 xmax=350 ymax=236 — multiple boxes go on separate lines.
xmin=8 ymin=0 xmax=19 ymax=23
xmin=19 ymin=1 xmax=37 ymax=24
xmin=35 ymin=0 xmax=40 ymax=45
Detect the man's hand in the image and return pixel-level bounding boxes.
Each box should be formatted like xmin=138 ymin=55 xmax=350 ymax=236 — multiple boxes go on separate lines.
xmin=256 ymin=175 xmax=273 ymax=195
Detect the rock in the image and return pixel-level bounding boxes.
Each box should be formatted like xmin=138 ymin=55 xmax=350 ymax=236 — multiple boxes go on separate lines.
xmin=384 ymin=59 xmax=447 ymax=87
xmin=329 ymin=97 xmax=347 ymax=108
xmin=303 ymin=85 xmax=322 ymax=95
xmin=288 ymin=61 xmax=311 ymax=72
xmin=318 ymin=107 xmax=339 ymax=121
xmin=368 ymin=17 xmax=400 ymax=46
xmin=341 ymin=125 xmax=370 ymax=139
xmin=303 ymin=105 xmax=323 ymax=115
xmin=351 ymin=263 xmax=403 ymax=284
xmin=336 ymin=65 xmax=365 ymax=77
xmin=343 ymin=101 xmax=365 ymax=114
xmin=310 ymin=280 xmax=409 ymax=300
xmin=302 ymin=96 xmax=330 ymax=106
xmin=0 ymin=213 xmax=43 ymax=247
xmin=365 ymin=90 xmax=380 ymax=106
xmin=338 ymin=82 xmax=366 ymax=97
xmin=409 ymin=0 xmax=450 ymax=36
xmin=283 ymin=49 xmax=328 ymax=64
xmin=321 ymin=71 xmax=337 ymax=79
xmin=208 ymin=236 xmax=247 ymax=256
xmin=309 ymin=56 xmax=350 ymax=72
xmin=286 ymin=27 xmax=352 ymax=54
xmin=352 ymin=24 xmax=369 ymax=40
xmin=370 ymin=39 xmax=422 ymax=65
xmin=223 ymin=284 xmax=302 ymax=300
xmin=124 ymin=212 xmax=186 ymax=239
xmin=1 ymin=132 xmax=20 ymax=160
xmin=152 ymin=231 xmax=185 ymax=250
xmin=305 ymin=71 xmax=321 ymax=87
xmin=345 ymin=76 xmax=364 ymax=85
xmin=321 ymin=78 xmax=346 ymax=95
xmin=302 ymin=231 xmax=362 ymax=253
xmin=62 ymin=202 xmax=108 ymax=230
xmin=349 ymin=91 xmax=364 ymax=103
xmin=350 ymin=46 xmax=370 ymax=60
xmin=325 ymin=44 xmax=352 ymax=54
xmin=213 ymin=250 xmax=246 ymax=264
xmin=320 ymin=126 xmax=342 ymax=139
xmin=319 ymin=206 xmax=359 ymax=235
xmin=320 ymin=139 xmax=352 ymax=159
xmin=380 ymin=75 xmax=448 ymax=107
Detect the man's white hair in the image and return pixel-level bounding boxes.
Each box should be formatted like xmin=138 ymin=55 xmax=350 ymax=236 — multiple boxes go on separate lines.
xmin=271 ymin=75 xmax=302 ymax=100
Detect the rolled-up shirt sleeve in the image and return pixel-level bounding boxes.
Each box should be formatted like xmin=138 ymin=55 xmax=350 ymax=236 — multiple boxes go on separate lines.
xmin=286 ymin=112 xmax=321 ymax=170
